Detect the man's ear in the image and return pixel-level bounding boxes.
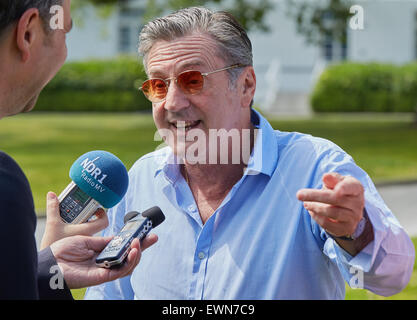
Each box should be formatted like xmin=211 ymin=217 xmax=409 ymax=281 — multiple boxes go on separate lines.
xmin=240 ymin=66 xmax=256 ymax=109
xmin=15 ymin=8 xmax=42 ymax=62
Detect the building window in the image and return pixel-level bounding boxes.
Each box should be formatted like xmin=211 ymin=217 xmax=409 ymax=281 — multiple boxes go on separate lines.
xmin=321 ymin=32 xmax=347 ymax=62
xmin=320 ymin=10 xmax=348 ymax=62
xmin=119 ymin=26 xmax=131 ymax=53
xmin=117 ymin=5 xmax=145 ymax=54
xmin=323 ymin=34 xmax=333 ymax=61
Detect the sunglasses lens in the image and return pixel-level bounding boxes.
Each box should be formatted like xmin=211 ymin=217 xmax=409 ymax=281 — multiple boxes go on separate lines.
xmin=178 ymin=71 xmax=204 ymax=94
xmin=142 ymin=79 xmax=167 ymax=102
xmin=141 ymin=71 xmax=204 ymax=102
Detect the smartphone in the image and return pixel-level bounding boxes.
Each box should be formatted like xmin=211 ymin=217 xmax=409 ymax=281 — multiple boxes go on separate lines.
xmin=95 ymin=206 xmax=165 ymax=268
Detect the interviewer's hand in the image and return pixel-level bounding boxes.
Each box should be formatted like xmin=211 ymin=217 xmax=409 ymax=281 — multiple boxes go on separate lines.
xmin=40 ymin=191 xmax=109 ymax=249
xmin=296 ymin=172 xmax=365 ymax=239
xmin=50 ymin=234 xmax=158 ymax=289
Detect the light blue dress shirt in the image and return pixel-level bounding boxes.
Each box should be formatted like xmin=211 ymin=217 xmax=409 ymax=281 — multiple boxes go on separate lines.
xmin=85 ymin=110 xmax=414 ymax=300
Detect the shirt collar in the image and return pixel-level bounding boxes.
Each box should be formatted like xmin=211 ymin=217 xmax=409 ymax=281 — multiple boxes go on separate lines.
xmin=154 ymin=108 xmax=279 ymax=182
xmin=154 ymin=147 xmax=182 ymax=184
xmin=244 ymin=108 xmax=278 ymax=177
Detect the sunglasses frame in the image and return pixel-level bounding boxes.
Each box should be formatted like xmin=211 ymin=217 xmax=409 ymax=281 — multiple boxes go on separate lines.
xmin=139 ymin=63 xmax=247 ymax=103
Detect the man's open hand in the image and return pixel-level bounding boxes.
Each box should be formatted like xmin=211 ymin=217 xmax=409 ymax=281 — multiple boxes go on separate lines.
xmin=296 ymin=172 xmax=365 ymax=238
xmin=41 ymin=191 xmax=109 ymax=249
xmin=50 ymin=234 xmax=158 ymax=289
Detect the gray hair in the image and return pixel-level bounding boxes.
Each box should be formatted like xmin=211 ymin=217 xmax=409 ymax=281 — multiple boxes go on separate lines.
xmin=138 ymin=7 xmax=253 ymax=84
xmin=0 ymin=0 xmax=63 ymax=36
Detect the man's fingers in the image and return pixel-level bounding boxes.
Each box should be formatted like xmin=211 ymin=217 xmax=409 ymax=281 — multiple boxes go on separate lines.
xmin=303 ymin=201 xmax=353 ymax=222
xmin=94 ymin=208 xmax=107 ymax=219
xmin=83 ymin=235 xmax=114 ymax=252
xmin=297 ymin=188 xmax=339 ymax=206
xmin=298 ymin=173 xmax=366 ymax=238
xmin=46 ymin=191 xmax=60 ymax=221
xmin=104 ymin=238 xmax=143 ymax=280
xmin=307 ymin=210 xmax=352 ymax=237
xmin=140 ymin=234 xmax=158 ymax=251
xmin=297 ymin=186 xmax=362 ymax=211
xmin=67 ymin=209 xmax=109 ymax=236
xmin=322 ymin=172 xmax=343 ymax=190
xmin=322 ymin=173 xmax=364 ymax=197
xmin=105 ymin=250 xmax=139 ymax=281
xmin=334 ymin=176 xmax=364 ymax=197
xmin=92 ymin=235 xmax=159 ymax=284
xmin=129 ymin=238 xmax=141 ymax=266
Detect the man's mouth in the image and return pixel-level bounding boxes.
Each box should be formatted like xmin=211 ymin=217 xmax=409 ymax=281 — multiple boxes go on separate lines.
xmin=170 ymin=120 xmax=202 ymax=131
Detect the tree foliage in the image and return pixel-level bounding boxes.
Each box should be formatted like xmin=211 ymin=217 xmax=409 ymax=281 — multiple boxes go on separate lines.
xmin=285 ymin=0 xmax=353 ymax=45
xmin=77 ymin=0 xmax=274 ymax=32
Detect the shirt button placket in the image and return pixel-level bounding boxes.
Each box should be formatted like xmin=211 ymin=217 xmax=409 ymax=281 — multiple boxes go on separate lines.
xmin=198 ymin=251 xmax=205 ymax=260
xmin=190 ymin=216 xmax=214 ymax=300
xmin=188 ymin=204 xmax=197 ymax=213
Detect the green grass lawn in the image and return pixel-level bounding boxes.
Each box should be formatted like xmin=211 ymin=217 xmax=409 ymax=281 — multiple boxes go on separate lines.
xmin=1 ymin=112 xmax=417 ymax=213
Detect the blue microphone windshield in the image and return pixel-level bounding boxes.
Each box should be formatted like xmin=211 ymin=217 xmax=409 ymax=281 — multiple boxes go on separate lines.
xmin=69 ymin=150 xmax=129 ymax=208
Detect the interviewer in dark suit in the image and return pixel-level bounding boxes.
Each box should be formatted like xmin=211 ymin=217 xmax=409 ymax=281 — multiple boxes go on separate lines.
xmin=0 ymin=0 xmax=157 ymax=299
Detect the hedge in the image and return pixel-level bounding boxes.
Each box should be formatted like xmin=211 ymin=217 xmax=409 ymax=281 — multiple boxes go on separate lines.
xmin=311 ymin=62 xmax=417 ymax=113
xmin=35 ymin=56 xmax=152 ymax=112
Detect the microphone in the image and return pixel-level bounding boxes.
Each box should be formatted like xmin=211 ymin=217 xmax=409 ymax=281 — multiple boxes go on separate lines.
xmin=58 ymin=150 xmax=129 ymax=224
xmin=96 ymin=206 xmax=165 ymax=268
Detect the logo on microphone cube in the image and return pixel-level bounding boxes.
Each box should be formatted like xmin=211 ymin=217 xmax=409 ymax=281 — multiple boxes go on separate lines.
xmin=80 ymin=156 xmax=108 ymax=192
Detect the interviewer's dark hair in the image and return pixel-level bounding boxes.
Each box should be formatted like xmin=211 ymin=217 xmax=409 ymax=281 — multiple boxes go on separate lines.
xmin=0 ymin=0 xmax=63 ymax=37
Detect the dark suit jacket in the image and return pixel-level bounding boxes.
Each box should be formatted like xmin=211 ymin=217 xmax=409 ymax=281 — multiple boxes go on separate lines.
xmin=0 ymin=151 xmax=72 ymax=300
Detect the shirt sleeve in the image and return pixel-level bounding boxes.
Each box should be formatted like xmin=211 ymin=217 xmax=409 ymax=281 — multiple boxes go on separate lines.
xmin=37 ymin=247 xmax=73 ymax=300
xmin=317 ymin=150 xmax=415 ymax=296
xmin=84 ymin=197 xmax=135 ymax=300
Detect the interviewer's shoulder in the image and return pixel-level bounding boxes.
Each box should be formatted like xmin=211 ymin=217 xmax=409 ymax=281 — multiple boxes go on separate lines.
xmin=0 ymin=151 xmax=21 ymax=172
xmin=0 ymin=151 xmax=35 ymax=215
xmin=0 ymin=151 xmax=32 ymax=193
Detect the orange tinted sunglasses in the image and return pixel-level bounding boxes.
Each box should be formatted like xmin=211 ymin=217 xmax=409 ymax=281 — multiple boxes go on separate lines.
xmin=139 ymin=64 xmax=246 ymax=103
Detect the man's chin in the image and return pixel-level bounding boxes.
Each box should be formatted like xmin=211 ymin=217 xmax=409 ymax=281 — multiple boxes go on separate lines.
xmin=22 ymin=95 xmax=39 ymax=114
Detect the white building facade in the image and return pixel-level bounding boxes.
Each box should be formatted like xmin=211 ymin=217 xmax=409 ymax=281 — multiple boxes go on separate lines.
xmin=66 ymin=0 xmax=417 ymax=114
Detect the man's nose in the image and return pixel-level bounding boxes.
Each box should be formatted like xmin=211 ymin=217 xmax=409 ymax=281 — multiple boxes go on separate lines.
xmin=163 ymin=81 xmax=190 ymax=112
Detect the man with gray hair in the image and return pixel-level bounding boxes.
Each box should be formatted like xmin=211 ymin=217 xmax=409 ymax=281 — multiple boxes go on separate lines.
xmin=85 ymin=7 xmax=414 ymax=299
